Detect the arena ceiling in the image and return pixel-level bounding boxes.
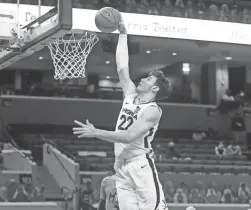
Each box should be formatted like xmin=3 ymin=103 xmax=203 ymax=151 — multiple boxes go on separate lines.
xmin=8 ymin=33 xmax=251 ymax=79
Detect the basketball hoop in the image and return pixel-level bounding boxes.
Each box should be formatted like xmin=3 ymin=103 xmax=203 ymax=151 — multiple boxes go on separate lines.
xmin=48 ymin=31 xmax=99 ymax=80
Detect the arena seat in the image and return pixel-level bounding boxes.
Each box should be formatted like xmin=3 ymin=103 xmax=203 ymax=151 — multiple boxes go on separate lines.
xmin=203 ymin=165 xmax=219 ymax=174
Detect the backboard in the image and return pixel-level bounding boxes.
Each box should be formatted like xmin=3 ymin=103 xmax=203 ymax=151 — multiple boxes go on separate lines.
xmin=0 ymin=0 xmax=72 ymax=70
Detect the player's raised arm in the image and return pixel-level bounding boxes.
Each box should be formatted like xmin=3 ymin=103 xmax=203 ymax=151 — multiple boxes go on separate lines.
xmin=116 ymin=16 xmax=136 ymax=98
xmin=98 ymin=177 xmax=107 ymax=210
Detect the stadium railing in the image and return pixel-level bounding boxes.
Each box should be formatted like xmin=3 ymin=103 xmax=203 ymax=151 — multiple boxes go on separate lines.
xmin=42 ymin=139 xmax=80 ymax=210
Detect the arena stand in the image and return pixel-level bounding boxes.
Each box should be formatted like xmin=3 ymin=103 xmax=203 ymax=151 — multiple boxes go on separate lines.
xmin=1 ymin=0 xmax=251 ymax=24
xmin=83 ymin=0 xmax=251 ymax=24
xmin=0 ymin=90 xmax=250 ymax=209
xmin=5 ymin=123 xmax=251 ymax=206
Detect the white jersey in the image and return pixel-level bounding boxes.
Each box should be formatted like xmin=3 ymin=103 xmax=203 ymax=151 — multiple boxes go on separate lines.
xmin=114 ymin=93 xmax=160 ymax=159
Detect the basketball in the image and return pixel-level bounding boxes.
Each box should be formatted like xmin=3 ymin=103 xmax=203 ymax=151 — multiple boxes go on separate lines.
xmin=95 ymin=7 xmax=121 ymax=33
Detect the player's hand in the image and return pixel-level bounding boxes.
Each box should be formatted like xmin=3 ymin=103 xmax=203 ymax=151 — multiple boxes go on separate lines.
xmin=118 ymin=14 xmax=127 ymax=34
xmin=72 ymin=120 xmax=96 ymax=138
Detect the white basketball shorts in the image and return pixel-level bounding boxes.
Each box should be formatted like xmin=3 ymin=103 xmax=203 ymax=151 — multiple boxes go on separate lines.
xmin=115 ymin=154 xmax=167 ymax=210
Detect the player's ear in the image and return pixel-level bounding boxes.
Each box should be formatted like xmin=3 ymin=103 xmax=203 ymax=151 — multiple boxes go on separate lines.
xmin=152 ymin=85 xmax=159 ymax=94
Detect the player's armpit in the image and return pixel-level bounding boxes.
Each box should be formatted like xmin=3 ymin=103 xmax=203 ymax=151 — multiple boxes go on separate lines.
xmin=118 ymin=67 xmax=136 ymax=97
xmin=98 ymin=199 xmax=106 ymax=210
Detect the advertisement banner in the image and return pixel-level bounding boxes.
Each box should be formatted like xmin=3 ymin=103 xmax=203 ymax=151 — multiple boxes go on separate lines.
xmin=1 ymin=3 xmax=251 ymax=45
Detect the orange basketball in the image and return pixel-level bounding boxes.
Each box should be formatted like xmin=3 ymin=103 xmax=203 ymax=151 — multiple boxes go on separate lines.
xmin=95 ymin=7 xmax=121 ymax=33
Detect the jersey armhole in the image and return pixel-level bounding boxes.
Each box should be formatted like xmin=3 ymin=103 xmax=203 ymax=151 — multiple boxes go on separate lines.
xmin=149 ymin=104 xmax=162 ymax=114
xmin=123 ymin=93 xmax=138 ymax=103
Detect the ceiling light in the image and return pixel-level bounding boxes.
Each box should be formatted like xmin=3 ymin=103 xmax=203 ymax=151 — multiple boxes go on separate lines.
xmin=105 ymin=60 xmax=110 ymax=64
xmin=146 ymin=50 xmax=151 ymax=54
xmin=182 ymin=63 xmax=190 ymax=74
xmin=39 ymin=56 xmax=43 ymax=60
xmin=106 ymin=76 xmax=111 ymax=79
xmin=225 ymin=56 xmax=232 ymax=60
xmin=172 ymin=52 xmax=177 ymax=56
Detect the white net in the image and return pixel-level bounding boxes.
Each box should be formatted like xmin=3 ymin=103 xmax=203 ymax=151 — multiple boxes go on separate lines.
xmin=48 ymin=31 xmax=99 ymax=80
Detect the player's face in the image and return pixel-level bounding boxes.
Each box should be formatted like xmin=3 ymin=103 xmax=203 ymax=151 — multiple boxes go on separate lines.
xmin=136 ymin=75 xmax=158 ymax=93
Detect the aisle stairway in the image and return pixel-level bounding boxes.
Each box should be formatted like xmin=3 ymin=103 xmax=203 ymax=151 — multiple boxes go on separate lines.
xmin=36 ymin=165 xmax=63 ymax=200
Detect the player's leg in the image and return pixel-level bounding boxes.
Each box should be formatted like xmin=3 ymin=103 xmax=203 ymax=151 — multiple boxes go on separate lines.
xmin=129 ymin=155 xmax=167 ymax=210
xmin=117 ymin=187 xmax=139 ymax=210
xmin=115 ymin=165 xmax=140 ymax=210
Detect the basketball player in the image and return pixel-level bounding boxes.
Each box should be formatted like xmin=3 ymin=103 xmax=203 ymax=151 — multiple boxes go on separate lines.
xmin=98 ymin=175 xmax=119 ymax=210
xmin=73 ymin=15 xmax=171 ymax=210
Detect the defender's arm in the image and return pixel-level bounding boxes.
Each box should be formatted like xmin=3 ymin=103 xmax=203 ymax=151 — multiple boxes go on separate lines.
xmin=98 ymin=177 xmax=107 ymax=210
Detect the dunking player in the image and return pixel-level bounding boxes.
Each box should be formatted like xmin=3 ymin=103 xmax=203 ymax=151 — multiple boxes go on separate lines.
xmin=98 ymin=175 xmax=119 ymax=210
xmin=73 ymin=15 xmax=172 ymax=210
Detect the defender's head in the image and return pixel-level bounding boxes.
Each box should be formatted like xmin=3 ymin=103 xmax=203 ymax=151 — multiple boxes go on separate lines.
xmin=136 ymin=70 xmax=172 ymax=101
xmin=186 ymin=206 xmax=196 ymax=210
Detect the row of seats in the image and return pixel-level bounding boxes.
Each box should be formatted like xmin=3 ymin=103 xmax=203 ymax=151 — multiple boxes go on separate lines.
xmin=88 ymin=162 xmax=251 ymax=175
xmin=45 ymin=135 xmax=246 ymax=150
xmin=180 ymin=153 xmax=246 ymax=161
xmin=78 ymin=157 xmax=251 ymax=166
xmin=42 ymin=133 xmax=231 ymax=145
xmin=44 ymin=135 xmax=221 ymax=144
xmin=67 ymin=144 xmax=246 ymax=154
xmin=69 ymin=147 xmax=247 ymax=160
xmin=51 ymin=138 xmax=249 ymax=155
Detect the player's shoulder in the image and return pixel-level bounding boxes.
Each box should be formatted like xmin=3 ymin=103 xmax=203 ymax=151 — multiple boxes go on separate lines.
xmin=101 ymin=176 xmax=111 ymax=184
xmin=150 ymin=103 xmax=162 ymax=114
xmin=140 ymin=105 xmax=162 ymax=125
xmin=143 ymin=105 xmax=162 ymax=117
xmin=101 ymin=176 xmax=114 ymax=187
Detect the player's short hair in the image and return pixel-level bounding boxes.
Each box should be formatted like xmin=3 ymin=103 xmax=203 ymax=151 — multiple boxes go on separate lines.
xmin=186 ymin=206 xmax=196 ymax=210
xmin=149 ymin=70 xmax=172 ymax=101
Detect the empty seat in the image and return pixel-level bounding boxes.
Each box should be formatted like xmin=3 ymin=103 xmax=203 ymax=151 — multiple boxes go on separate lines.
xmin=85 ymin=156 xmax=100 ymax=164
xmin=204 ymin=165 xmax=219 ymax=174
xmin=89 ymin=163 xmax=113 ymax=171
xmin=107 ymin=151 xmax=114 ymax=157
xmin=219 ymin=166 xmax=233 ymax=174
xmin=233 ymin=166 xmax=248 ymax=174
xmin=204 ymin=160 xmax=219 ymax=165
xmin=189 ymin=165 xmax=204 ymax=174
xmin=218 ymin=160 xmax=233 ymax=165
xmin=246 ymin=167 xmax=251 ymax=175
xmin=173 ymin=165 xmax=190 ymax=173
xmin=190 ymin=159 xmax=204 ymax=165
xmin=231 ymin=160 xmax=246 ymax=166
xmin=100 ymin=157 xmax=115 ymax=163
xmin=156 ymin=164 xmax=174 ymax=173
